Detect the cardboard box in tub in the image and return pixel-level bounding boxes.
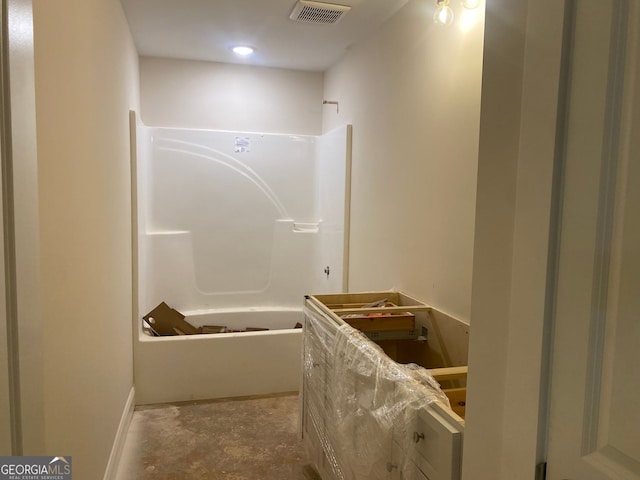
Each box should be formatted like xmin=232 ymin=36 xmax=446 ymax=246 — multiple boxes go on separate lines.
xmin=142 ymin=302 xmax=200 ymax=336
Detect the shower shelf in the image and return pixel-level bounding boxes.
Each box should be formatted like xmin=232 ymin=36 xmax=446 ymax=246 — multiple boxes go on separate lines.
xmin=146 ymin=230 xmax=190 ymax=236
xmin=292 ymin=222 xmax=320 ymax=233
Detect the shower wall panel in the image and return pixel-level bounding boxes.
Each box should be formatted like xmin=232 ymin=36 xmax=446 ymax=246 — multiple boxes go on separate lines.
xmin=138 ymin=126 xmax=350 ymax=315
xmin=313 ymin=125 xmax=352 ymax=293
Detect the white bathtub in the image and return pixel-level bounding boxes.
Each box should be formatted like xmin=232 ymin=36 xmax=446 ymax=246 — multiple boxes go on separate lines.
xmin=135 ymin=308 xmax=303 ymax=405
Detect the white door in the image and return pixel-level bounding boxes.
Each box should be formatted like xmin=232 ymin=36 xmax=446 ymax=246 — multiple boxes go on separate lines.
xmin=546 ymin=1 xmax=640 ymax=479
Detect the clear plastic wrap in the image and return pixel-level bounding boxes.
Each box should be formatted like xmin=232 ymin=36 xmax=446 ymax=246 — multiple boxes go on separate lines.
xmin=302 ymin=304 xmax=452 ymax=480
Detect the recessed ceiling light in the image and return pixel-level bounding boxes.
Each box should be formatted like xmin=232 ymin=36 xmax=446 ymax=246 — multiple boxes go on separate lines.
xmin=232 ymin=46 xmax=255 ymax=56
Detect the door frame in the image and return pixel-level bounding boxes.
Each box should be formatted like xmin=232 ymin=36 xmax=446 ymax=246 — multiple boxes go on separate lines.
xmin=0 ymin=0 xmax=44 ymax=455
xmin=463 ymin=1 xmax=572 ymax=478
xmin=0 ymin=0 xmax=12 ymax=453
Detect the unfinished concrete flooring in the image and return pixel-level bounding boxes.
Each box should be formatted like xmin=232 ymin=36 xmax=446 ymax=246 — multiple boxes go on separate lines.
xmin=116 ymin=393 xmax=318 ymax=480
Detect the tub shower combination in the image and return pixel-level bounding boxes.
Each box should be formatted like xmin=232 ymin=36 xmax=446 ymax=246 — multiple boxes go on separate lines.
xmin=134 ymin=124 xmax=351 ymax=404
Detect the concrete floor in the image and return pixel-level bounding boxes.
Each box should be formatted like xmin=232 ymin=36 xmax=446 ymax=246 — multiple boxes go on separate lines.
xmin=116 ymin=393 xmax=319 ymax=480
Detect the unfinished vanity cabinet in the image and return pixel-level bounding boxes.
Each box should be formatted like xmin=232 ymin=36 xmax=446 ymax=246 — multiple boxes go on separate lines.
xmin=301 ymin=291 xmax=469 ymax=480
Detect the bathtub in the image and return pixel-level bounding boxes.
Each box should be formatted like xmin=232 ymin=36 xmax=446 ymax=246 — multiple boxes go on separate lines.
xmin=134 ymin=308 xmax=303 ymax=405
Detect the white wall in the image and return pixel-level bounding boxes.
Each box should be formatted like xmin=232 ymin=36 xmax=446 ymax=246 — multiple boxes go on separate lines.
xmin=322 ymin=1 xmax=485 ymax=321
xmin=32 ymin=0 xmax=139 ymax=477
xmin=140 ymin=57 xmax=324 ymax=135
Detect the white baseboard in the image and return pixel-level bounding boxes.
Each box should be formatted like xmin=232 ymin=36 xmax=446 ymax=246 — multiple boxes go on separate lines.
xmin=103 ymin=387 xmax=135 ymax=480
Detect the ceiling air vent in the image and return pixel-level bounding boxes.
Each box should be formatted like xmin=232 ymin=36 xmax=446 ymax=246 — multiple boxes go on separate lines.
xmin=289 ymin=0 xmax=351 ymax=25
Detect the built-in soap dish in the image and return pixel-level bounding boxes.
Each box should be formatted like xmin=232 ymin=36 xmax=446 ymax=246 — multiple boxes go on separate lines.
xmin=293 ymin=222 xmax=320 ymax=233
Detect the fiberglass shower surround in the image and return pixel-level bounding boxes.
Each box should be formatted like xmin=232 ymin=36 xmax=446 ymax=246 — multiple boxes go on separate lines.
xmin=134 ymin=125 xmax=350 ymax=404
xmin=137 ymin=125 xmax=350 ymax=318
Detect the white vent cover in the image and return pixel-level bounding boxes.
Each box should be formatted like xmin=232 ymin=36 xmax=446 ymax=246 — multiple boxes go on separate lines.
xmin=289 ymin=0 xmax=351 ymax=25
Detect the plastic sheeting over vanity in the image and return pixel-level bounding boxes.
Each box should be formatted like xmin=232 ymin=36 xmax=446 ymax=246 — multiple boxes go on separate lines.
xmin=302 ymin=291 xmax=469 ymax=480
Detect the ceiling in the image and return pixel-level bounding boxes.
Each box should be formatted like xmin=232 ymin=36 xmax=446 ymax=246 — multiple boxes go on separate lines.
xmin=120 ymin=0 xmax=409 ymax=71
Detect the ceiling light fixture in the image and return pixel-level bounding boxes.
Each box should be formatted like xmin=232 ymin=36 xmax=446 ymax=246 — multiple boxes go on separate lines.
xmin=232 ymin=45 xmax=255 ymax=56
xmin=433 ymin=0 xmax=482 ymax=26
xmin=433 ymin=0 xmax=454 ymax=26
